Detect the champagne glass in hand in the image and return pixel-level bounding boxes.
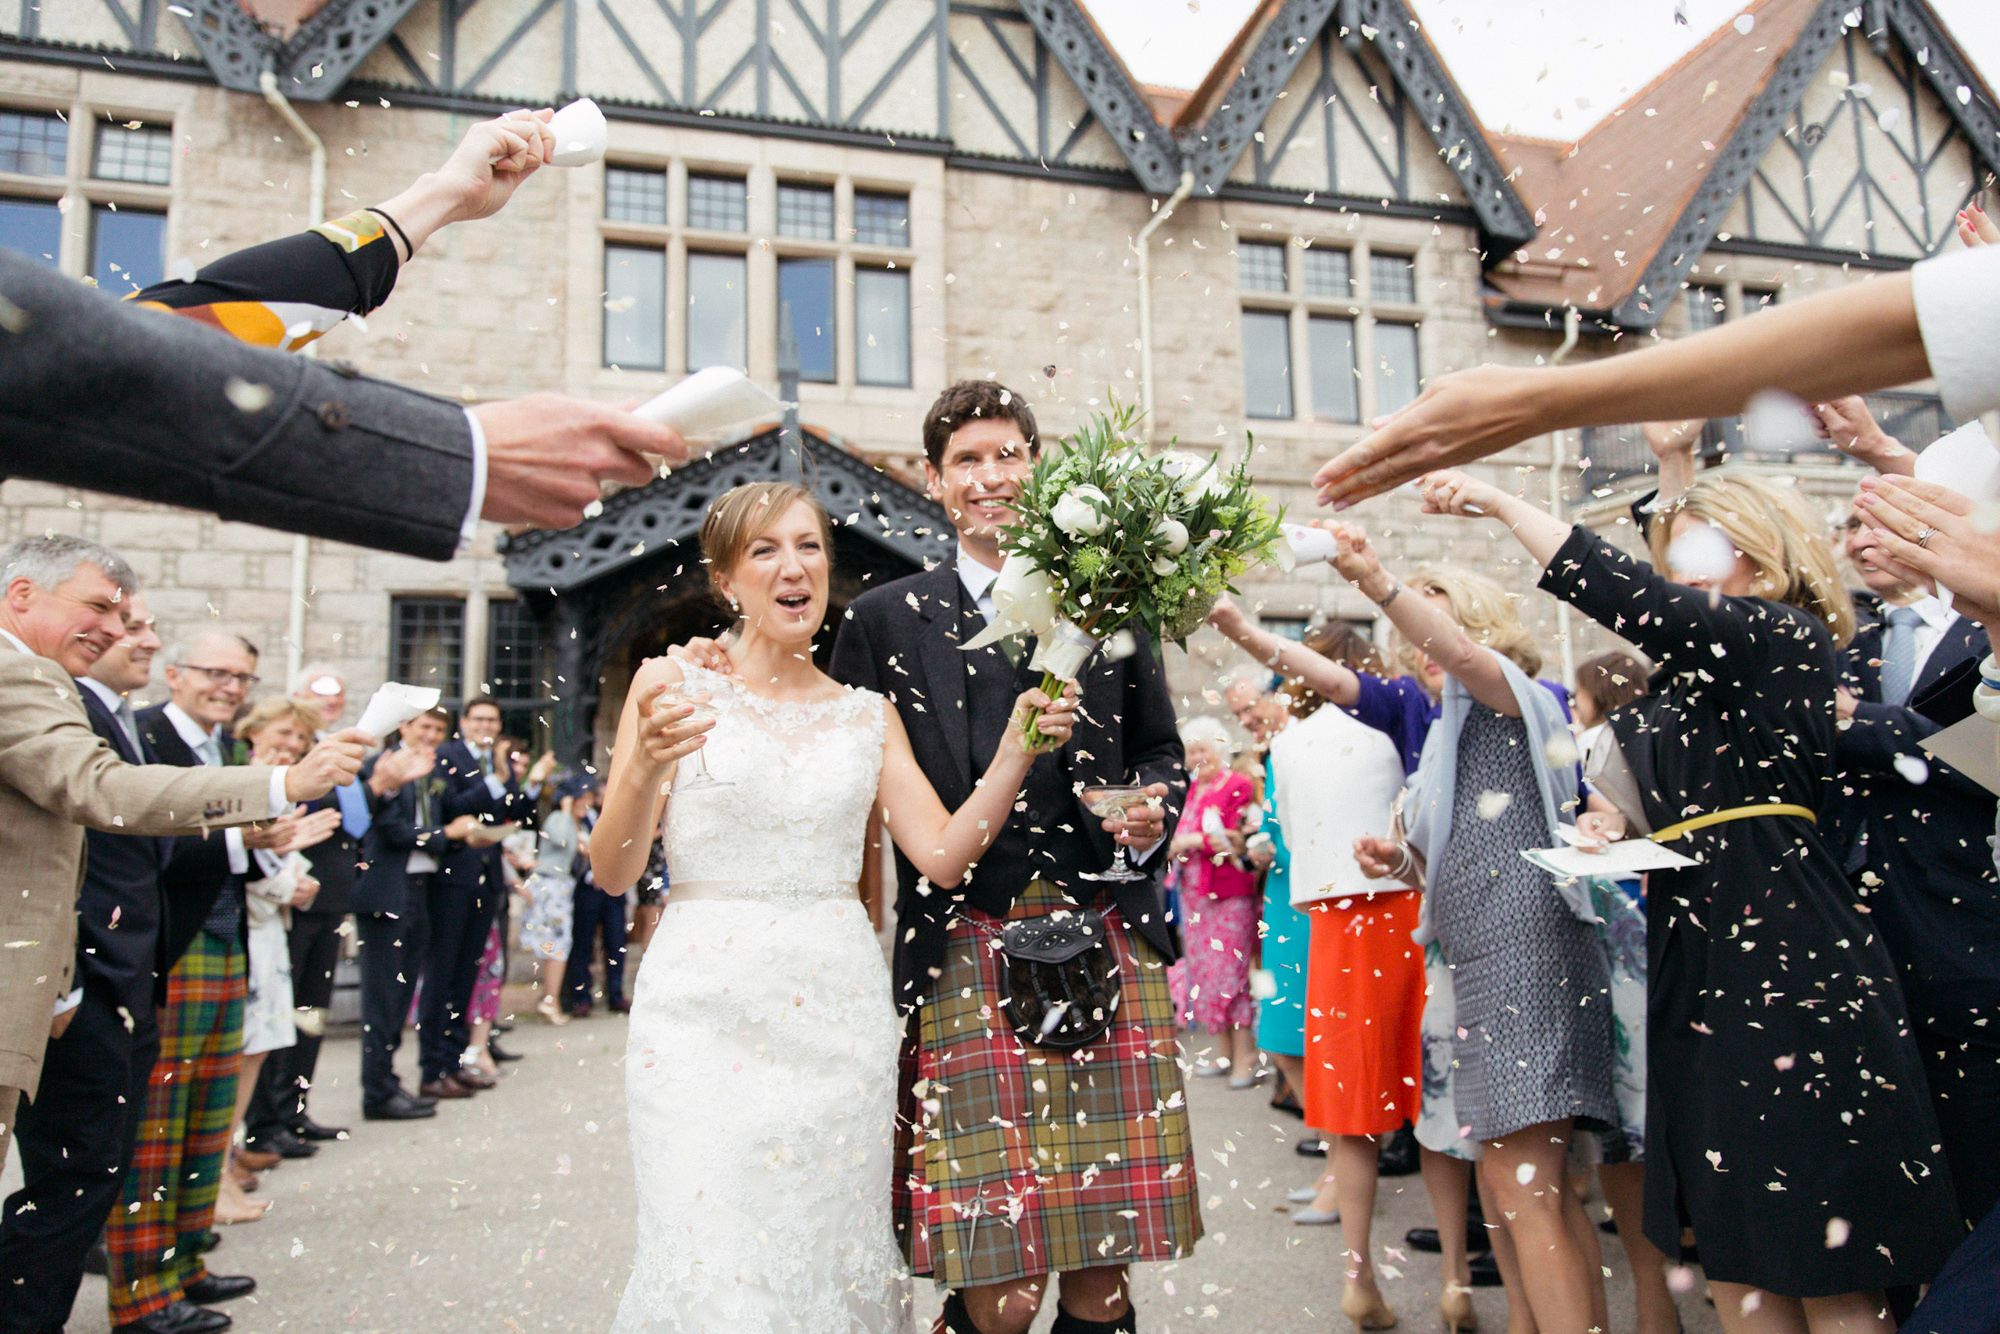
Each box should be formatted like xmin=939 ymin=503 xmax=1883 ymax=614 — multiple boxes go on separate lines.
xmin=1078 ymin=777 xmax=1157 ymax=883
xmin=662 ymin=681 xmax=731 ymax=791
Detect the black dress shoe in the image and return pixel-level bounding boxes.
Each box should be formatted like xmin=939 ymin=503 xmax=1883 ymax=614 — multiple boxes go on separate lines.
xmin=364 ymin=1092 xmax=438 ymax=1121
xmin=113 ymin=1299 xmax=231 ymax=1333
xmin=248 ymin=1128 xmax=317 ymax=1160
xmin=493 ymin=1019 xmax=515 ymax=1034
xmin=1405 ymin=1222 xmax=1489 ymax=1254
xmin=487 ymin=1036 xmax=523 ymax=1062
xmin=1468 ymin=1250 xmax=1503 ymax=1287
xmin=1376 ymin=1124 xmax=1421 ymax=1177
xmin=607 ymin=997 xmax=631 ymax=1014
xmin=183 ymin=1274 xmax=255 ymax=1304
xmin=1293 ymin=1134 xmax=1328 ymax=1158
xmin=289 ymin=1115 xmax=348 ymax=1142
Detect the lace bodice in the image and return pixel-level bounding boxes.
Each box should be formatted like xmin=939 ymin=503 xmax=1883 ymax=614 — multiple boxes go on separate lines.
xmin=661 ymin=663 xmax=885 ymax=897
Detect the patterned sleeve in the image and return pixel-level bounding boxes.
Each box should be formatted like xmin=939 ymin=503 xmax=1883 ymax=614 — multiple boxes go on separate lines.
xmin=124 ymin=208 xmax=401 ymax=352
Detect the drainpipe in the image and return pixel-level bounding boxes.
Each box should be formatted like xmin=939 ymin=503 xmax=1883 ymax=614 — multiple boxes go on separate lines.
xmin=1548 ymin=305 xmax=1581 ymax=686
xmin=1136 ymin=168 xmax=1195 ymax=443
xmin=260 ymin=68 xmax=325 ymax=691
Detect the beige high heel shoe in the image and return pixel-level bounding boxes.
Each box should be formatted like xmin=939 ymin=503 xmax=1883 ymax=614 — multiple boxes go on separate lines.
xmin=1439 ymin=1282 xmax=1477 ymax=1332
xmin=1341 ymin=1279 xmax=1398 ymax=1330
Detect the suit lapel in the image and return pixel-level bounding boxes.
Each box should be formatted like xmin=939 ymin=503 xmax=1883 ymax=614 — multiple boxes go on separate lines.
xmin=912 ymin=561 xmax=974 ymax=789
xmin=1913 ymin=614 xmax=1981 ymax=701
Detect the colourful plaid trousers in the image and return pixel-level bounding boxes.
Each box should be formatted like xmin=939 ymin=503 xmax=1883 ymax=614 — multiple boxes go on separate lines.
xmin=106 ymin=930 xmax=245 ymax=1323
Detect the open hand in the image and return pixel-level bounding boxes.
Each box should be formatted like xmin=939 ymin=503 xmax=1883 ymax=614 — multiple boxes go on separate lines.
xmin=1957 ymin=201 xmax=2000 ymax=248
xmin=1314 ymin=365 xmax=1545 ymax=508
xmin=1856 ymin=474 xmax=2000 ymax=627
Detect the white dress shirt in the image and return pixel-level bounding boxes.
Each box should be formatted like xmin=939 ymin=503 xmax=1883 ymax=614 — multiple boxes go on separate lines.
xmin=1911 ymin=246 xmax=2000 ymax=421
xmin=458 ymin=408 xmax=489 ymax=554
xmin=162 ymin=701 xmax=292 ymax=875
xmin=78 ymin=675 xmax=143 ymax=754
xmin=1881 ymin=593 xmax=1958 ymax=688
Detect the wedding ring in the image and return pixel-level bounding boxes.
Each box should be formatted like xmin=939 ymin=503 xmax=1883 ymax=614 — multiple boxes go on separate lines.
xmin=1916 ymin=525 xmax=1936 ymax=548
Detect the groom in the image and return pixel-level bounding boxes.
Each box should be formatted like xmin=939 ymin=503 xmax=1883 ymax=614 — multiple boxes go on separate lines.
xmin=829 ymin=380 xmax=1200 ymax=1334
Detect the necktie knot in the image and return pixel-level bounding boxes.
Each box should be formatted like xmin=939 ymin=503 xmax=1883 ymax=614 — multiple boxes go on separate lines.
xmin=1886 ymin=606 xmax=1924 ymax=629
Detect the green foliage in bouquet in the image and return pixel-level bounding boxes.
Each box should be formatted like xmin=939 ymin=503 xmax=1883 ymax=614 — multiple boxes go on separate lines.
xmin=976 ymin=397 xmax=1283 ymax=747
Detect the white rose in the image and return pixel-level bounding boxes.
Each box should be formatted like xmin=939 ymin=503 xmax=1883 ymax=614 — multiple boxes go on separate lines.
xmin=1051 ymin=485 xmax=1110 ymax=538
xmin=1157 ymin=450 xmax=1228 ymax=503
xmin=1152 ymin=517 xmax=1190 ymax=554
xmin=1151 ymin=555 xmax=1178 ymax=576
xmin=991 ymin=553 xmax=1060 ymax=632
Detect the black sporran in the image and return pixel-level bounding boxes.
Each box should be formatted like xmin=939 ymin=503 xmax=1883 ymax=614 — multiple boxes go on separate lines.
xmin=997 ymin=909 xmax=1121 ymax=1050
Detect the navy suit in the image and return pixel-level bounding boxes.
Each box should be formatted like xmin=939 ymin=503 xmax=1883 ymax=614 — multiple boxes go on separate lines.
xmin=1832 ymin=594 xmax=2000 ymax=1231
xmin=352 ymin=754 xmax=448 ymax=1109
xmin=134 ymin=705 xmax=245 ymax=964
xmin=0 ymin=687 xmax=169 ymax=1333
xmin=418 ymin=739 xmax=529 ymax=1084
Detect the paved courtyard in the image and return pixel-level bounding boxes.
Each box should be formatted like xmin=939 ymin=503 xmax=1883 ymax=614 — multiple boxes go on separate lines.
xmin=25 ymin=1000 xmax=1723 ymax=1333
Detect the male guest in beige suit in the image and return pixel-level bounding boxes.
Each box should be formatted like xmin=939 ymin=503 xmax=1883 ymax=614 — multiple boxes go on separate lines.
xmin=0 ymin=534 xmax=365 ymax=1154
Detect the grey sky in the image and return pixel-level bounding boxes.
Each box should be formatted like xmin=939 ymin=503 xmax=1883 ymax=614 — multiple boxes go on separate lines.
xmin=1084 ymin=0 xmax=2000 ymax=140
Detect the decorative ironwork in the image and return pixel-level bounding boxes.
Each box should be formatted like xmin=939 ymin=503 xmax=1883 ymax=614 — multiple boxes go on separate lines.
xmin=279 ymin=0 xmax=423 ymax=99
xmin=1014 ymin=0 xmax=1181 ymax=192
xmin=171 ymin=0 xmax=277 ymax=94
xmin=503 ymin=427 xmax=950 ymax=594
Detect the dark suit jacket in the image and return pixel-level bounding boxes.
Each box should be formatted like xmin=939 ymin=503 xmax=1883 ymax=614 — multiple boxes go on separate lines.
xmin=136 ymin=704 xmax=246 ymax=968
xmin=830 ymin=558 xmax=1185 ymax=1012
xmin=299 ymin=789 xmax=361 ymax=918
xmin=74 ymin=685 xmax=174 ymax=1015
xmin=1831 ymin=593 xmax=1999 ymax=1016
xmin=351 ymin=752 xmax=450 ymax=917
xmin=433 ymin=739 xmax=532 ymax=899
xmin=0 ymin=250 xmax=474 ymax=561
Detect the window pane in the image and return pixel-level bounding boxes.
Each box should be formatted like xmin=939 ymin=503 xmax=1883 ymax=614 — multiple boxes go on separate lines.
xmin=776 ymin=182 xmax=834 ymax=240
xmin=1242 ymin=309 xmax=1292 ymax=419
xmin=90 ymin=206 xmax=164 ymax=293
xmin=1308 ymin=315 xmax=1359 ymax=423
xmin=1374 ymin=322 xmax=1421 ymax=414
xmin=605 ymin=166 xmax=667 ymax=223
xmin=1238 ymin=241 xmax=1287 ymax=293
xmin=486 ymin=598 xmax=550 ymax=712
xmin=1303 ymin=248 xmax=1351 ymax=298
xmin=853 ymin=191 xmax=909 ymax=246
xmin=1746 ymin=287 xmax=1779 ymax=315
xmin=687 ymin=174 xmax=746 ymax=232
xmin=1685 ymin=284 xmax=1726 ymax=331
xmin=777 ymin=255 xmax=836 ymax=383
xmin=0 ymin=197 xmax=61 ymax=267
xmin=390 ymin=596 xmax=465 ymax=703
xmin=0 ymin=111 xmax=66 ymax=176
xmin=1369 ymin=253 xmax=1415 ymax=303
xmin=603 ymin=244 xmax=666 ymax=370
xmin=92 ymin=123 xmax=171 ymax=185
xmin=856 ymin=267 xmax=911 ymax=388
xmin=687 ymin=252 xmax=747 ymax=371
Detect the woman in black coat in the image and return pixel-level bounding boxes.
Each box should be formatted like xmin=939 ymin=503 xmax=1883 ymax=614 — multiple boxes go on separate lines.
xmin=1415 ymin=468 xmax=1961 ymax=1329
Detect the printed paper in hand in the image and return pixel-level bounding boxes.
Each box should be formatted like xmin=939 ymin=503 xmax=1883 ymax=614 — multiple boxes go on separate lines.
xmin=1917 ymin=713 xmax=2000 ymax=796
xmin=356 ymin=682 xmax=441 ymax=741
xmin=1521 ymin=839 xmax=1697 ymax=880
xmin=633 ymin=367 xmax=787 ymax=439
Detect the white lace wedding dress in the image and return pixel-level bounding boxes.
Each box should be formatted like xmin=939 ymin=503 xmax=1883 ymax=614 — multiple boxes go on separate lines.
xmin=611 ymin=665 xmax=912 ymax=1333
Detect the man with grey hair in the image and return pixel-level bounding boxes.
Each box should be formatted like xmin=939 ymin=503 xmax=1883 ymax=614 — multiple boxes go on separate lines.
xmin=0 ymin=534 xmax=365 ymax=1168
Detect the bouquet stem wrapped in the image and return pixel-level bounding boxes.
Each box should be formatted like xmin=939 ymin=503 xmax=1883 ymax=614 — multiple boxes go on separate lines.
xmin=965 ymin=399 xmax=1284 ymax=748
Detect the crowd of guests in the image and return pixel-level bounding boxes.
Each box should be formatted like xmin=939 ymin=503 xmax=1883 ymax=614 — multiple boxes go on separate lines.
xmin=1160 ymin=374 xmax=1997 ymax=1330
xmin=0 ymin=553 xmax=651 ymax=1334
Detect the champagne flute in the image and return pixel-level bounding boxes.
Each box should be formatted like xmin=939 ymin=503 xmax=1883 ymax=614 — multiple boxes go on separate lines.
xmin=661 ymin=682 xmax=731 ymax=791
xmin=1078 ymin=779 xmax=1155 ymax=883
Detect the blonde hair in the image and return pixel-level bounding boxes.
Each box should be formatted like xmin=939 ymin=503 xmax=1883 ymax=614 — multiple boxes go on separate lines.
xmin=235 ymin=697 xmax=323 ymax=745
xmin=698 ymin=482 xmax=833 ymax=600
xmin=1648 ymin=473 xmax=1856 ymax=646
xmin=1395 ymin=565 xmax=1544 ymax=677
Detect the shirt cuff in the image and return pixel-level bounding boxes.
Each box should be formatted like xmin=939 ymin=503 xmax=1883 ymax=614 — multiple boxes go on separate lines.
xmin=459 ymin=407 xmax=489 ymax=554
xmin=1132 ymin=835 xmax=1165 ymax=865
xmin=1911 ymin=246 xmax=2000 ymax=421
xmin=484 ymin=774 xmax=507 ymax=800
xmin=53 ymin=987 xmax=83 ymax=1018
xmin=268 ymin=768 xmax=292 ymax=818
xmin=225 ymin=827 xmax=249 ymax=877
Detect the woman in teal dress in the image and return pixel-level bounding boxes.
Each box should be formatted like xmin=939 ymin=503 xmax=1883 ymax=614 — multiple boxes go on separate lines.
xmin=1251 ymin=726 xmax=1312 ymax=1070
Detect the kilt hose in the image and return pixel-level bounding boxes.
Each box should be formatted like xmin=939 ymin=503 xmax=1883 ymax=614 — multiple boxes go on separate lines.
xmin=106 ymin=930 xmax=245 ymax=1324
xmin=895 ymin=881 xmax=1202 ymax=1290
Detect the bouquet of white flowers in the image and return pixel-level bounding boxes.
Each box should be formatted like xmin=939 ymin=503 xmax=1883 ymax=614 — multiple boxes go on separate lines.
xmin=966 ymin=400 xmax=1284 ymax=747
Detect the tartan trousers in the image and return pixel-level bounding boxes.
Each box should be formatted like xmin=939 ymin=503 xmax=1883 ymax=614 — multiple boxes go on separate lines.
xmin=105 ymin=930 xmax=245 ymax=1324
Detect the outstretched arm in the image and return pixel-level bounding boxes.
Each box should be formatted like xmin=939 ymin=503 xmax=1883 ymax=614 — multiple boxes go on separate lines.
xmin=1208 ymin=595 xmax=1361 ymax=708
xmin=875 ymin=686 xmax=1076 ymax=888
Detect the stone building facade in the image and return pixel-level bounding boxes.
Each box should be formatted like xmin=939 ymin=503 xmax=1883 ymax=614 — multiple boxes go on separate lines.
xmin=2 ymin=0 xmax=1994 ymax=753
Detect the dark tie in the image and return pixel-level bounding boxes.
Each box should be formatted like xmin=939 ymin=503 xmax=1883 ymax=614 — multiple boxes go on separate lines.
xmin=1879 ymin=605 xmax=1924 ymax=706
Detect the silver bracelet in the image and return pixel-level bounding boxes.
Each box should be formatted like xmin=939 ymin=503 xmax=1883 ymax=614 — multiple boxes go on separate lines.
xmin=1375 ymin=579 xmax=1403 ymax=609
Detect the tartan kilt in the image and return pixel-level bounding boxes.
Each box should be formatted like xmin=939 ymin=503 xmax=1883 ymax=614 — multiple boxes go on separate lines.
xmin=894 ymin=882 xmax=1203 ymax=1288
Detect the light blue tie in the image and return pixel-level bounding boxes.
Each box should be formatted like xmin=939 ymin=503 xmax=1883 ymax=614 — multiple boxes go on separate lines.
xmin=198 ymin=733 xmax=223 ymax=767
xmin=335 ymin=779 xmax=372 ymax=839
xmin=1879 ymin=605 xmax=1925 ymax=707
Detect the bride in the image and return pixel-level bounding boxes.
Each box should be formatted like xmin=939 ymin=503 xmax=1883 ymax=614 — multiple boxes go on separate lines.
xmin=589 ymin=481 xmax=1077 ymax=1333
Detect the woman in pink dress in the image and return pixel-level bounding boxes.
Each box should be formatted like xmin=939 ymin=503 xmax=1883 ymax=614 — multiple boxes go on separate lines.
xmin=1168 ymin=716 xmax=1263 ymax=1087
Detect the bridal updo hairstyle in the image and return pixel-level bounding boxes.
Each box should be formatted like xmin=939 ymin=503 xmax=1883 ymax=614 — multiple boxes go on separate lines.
xmin=698 ymin=482 xmax=835 ymax=601
xmin=1646 ymin=472 xmax=1857 ymax=646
